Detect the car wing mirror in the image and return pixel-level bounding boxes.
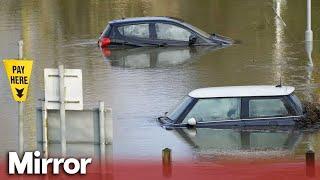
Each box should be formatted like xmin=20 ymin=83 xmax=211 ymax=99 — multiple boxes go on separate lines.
xmin=189 ymin=35 xmax=197 ymax=46
xmin=187 ymin=117 xmax=197 ymax=127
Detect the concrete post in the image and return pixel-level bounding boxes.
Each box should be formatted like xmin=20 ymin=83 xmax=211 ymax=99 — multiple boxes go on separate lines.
xmin=305 ymin=0 xmax=313 ymax=41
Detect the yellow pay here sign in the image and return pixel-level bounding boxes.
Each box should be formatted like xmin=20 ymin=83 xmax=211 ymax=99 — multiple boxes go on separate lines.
xmin=3 ymin=59 xmax=33 ymax=102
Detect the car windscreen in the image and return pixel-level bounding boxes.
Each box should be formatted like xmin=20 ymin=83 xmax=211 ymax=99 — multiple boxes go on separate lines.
xmin=182 ymin=22 xmax=211 ymax=39
xmin=167 ymin=96 xmax=193 ymax=121
xmin=182 ymin=97 xmax=241 ymax=123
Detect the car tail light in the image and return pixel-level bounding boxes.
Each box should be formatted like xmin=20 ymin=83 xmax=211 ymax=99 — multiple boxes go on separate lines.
xmin=100 ymin=37 xmax=111 ymax=48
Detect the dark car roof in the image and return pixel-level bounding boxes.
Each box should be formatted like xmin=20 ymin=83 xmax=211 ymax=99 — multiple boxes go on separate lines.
xmin=109 ymin=16 xmax=184 ymax=25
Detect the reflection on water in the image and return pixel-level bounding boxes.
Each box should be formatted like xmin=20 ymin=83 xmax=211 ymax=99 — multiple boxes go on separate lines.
xmin=305 ymin=41 xmax=314 ymax=102
xmin=0 ymin=0 xmax=320 ymax=161
xmin=102 ymin=46 xmax=222 ymax=68
xmin=174 ymin=128 xmax=302 ymax=160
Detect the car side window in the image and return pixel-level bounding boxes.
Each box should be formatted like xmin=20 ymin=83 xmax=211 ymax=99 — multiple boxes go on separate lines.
xmin=155 ymin=23 xmax=191 ymax=41
xmin=183 ymin=98 xmax=241 ymax=123
xmin=290 ymin=94 xmax=303 ymax=114
xmin=118 ymin=24 xmax=149 ymax=38
xmin=248 ymin=98 xmax=289 ymax=118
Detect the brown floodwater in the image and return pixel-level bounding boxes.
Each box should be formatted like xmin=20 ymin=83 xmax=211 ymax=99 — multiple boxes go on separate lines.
xmin=0 ymin=0 xmax=320 ymax=162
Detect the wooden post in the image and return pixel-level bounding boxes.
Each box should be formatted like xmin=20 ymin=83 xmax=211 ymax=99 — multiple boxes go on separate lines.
xmin=306 ymin=150 xmax=315 ymax=177
xmin=162 ymin=148 xmax=172 ymax=177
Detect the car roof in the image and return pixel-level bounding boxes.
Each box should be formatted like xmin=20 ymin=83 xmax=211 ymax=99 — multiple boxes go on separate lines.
xmin=109 ymin=16 xmax=183 ymax=24
xmin=188 ymin=85 xmax=295 ymax=98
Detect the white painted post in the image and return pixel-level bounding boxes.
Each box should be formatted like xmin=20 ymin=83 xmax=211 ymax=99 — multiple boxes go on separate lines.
xmin=18 ymin=40 xmax=24 ymax=156
xmin=305 ymin=0 xmax=313 ymax=42
xmin=42 ymin=101 xmax=48 ymax=158
xmin=59 ymin=65 xmax=66 ymax=157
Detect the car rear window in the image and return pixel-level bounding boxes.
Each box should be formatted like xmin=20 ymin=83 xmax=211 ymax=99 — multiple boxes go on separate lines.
xmin=248 ymin=98 xmax=289 ymax=118
xmin=118 ymin=24 xmax=149 ymax=38
xmin=101 ymin=24 xmax=111 ymax=37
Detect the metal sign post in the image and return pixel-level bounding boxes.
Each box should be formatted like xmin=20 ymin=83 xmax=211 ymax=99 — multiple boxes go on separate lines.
xmin=18 ymin=40 xmax=24 ymax=156
xmin=305 ymin=0 xmax=313 ymax=42
xmin=3 ymin=40 xmax=33 ymax=156
xmin=99 ymin=101 xmax=106 ymax=175
xmin=59 ymin=65 xmax=67 ymax=157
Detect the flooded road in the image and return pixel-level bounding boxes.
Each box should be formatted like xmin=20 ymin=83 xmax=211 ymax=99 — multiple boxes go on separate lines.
xmin=1 ymin=0 xmax=320 ymax=162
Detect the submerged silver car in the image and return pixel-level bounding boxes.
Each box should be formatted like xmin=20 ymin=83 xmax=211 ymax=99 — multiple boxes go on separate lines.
xmin=158 ymin=85 xmax=305 ymax=128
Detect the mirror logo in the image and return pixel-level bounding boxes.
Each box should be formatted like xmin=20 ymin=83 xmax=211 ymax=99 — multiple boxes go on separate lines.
xmin=8 ymin=151 xmax=92 ymax=175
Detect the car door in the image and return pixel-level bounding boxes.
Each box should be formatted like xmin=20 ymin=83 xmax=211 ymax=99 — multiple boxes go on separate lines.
xmin=115 ymin=23 xmax=155 ymax=47
xmin=181 ymin=97 xmax=244 ymax=128
xmin=154 ymin=22 xmax=193 ymax=46
xmin=242 ymin=96 xmax=296 ymax=126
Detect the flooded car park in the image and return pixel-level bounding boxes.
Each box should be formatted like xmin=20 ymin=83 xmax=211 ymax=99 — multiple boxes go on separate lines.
xmin=1 ymin=0 xmax=320 ymax=167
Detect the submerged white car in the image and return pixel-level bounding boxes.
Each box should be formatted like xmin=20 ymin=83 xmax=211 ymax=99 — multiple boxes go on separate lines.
xmin=158 ymin=85 xmax=305 ymax=128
